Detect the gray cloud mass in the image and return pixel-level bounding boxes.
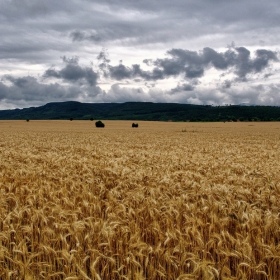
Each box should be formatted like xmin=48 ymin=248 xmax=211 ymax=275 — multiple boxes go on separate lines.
xmin=101 ymin=47 xmax=278 ymax=82
xmin=44 ymin=56 xmax=98 ymax=86
xmin=70 ymin=30 xmax=101 ymax=43
xmin=0 ymin=0 xmax=280 ymax=108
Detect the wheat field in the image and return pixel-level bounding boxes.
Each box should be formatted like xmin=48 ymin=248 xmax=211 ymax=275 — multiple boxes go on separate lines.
xmin=0 ymin=120 xmax=279 ymax=279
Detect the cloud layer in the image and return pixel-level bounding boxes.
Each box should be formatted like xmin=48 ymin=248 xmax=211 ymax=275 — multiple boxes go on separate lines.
xmin=102 ymin=47 xmax=278 ymax=82
xmin=0 ymin=0 xmax=280 ymax=108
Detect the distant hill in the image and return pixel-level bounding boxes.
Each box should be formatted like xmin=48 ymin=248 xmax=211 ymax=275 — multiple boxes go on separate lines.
xmin=0 ymin=101 xmax=280 ymax=121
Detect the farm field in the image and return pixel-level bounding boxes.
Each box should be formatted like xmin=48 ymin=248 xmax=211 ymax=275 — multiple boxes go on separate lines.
xmin=0 ymin=120 xmax=280 ymax=279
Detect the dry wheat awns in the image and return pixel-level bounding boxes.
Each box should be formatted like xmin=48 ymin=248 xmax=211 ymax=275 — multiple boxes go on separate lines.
xmin=0 ymin=120 xmax=279 ymax=279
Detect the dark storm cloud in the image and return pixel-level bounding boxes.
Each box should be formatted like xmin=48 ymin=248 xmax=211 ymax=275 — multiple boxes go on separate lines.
xmin=61 ymin=56 xmax=80 ymax=64
xmin=97 ymin=50 xmax=165 ymax=81
xmin=234 ymin=47 xmax=278 ymax=79
xmin=70 ymin=30 xmax=101 ymax=42
xmin=0 ymin=74 xmax=103 ymax=108
xmin=101 ymin=47 xmax=278 ymax=81
xmin=0 ymin=82 xmax=8 ymax=99
xmin=171 ymin=83 xmax=195 ymax=93
xmin=109 ymin=64 xmax=132 ymax=80
xmin=157 ymin=47 xmax=278 ymax=79
xmin=44 ymin=57 xmax=98 ymax=86
xmin=3 ymin=75 xmax=80 ymax=102
xmin=107 ymin=63 xmax=164 ymax=81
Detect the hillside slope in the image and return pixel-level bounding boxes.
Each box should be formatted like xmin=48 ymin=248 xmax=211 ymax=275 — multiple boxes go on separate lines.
xmin=0 ymin=101 xmax=280 ymax=121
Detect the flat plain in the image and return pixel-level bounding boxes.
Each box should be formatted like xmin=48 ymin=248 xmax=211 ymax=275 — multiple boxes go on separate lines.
xmin=0 ymin=120 xmax=280 ymax=279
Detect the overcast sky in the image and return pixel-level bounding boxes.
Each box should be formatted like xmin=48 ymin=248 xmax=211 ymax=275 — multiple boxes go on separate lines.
xmin=0 ymin=0 xmax=280 ymax=109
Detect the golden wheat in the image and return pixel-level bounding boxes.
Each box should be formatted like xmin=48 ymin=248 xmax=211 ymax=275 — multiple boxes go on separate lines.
xmin=0 ymin=120 xmax=279 ymax=279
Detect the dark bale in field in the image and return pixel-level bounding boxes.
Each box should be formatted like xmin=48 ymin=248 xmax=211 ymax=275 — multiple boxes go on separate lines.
xmin=132 ymin=123 xmax=139 ymax=128
xmin=95 ymin=120 xmax=105 ymax=128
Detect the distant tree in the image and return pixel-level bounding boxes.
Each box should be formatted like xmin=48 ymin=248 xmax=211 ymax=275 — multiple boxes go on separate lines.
xmin=90 ymin=118 xmax=94 ymax=121
xmin=26 ymin=119 xmax=29 ymax=122
xmin=132 ymin=123 xmax=138 ymax=128
xmin=95 ymin=120 xmax=105 ymax=127
xmin=70 ymin=118 xmax=73 ymax=121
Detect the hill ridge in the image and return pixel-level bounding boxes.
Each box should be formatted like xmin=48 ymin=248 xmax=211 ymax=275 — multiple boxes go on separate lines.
xmin=0 ymin=101 xmax=280 ymax=121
